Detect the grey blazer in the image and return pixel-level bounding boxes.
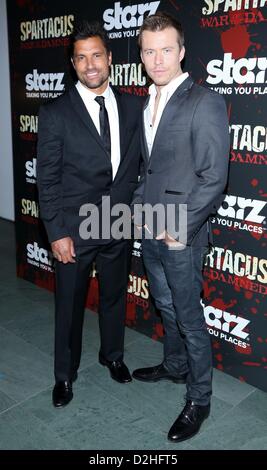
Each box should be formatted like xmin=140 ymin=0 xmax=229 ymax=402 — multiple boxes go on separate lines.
xmin=132 ymin=76 xmax=230 ymax=246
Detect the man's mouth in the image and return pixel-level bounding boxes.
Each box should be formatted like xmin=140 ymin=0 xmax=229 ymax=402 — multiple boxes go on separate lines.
xmin=86 ymin=71 xmax=99 ymax=78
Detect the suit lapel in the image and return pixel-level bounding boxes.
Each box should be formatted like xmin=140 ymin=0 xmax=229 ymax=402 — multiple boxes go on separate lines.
xmin=141 ymin=96 xmax=150 ymax=161
xmin=151 ymin=76 xmax=194 ymax=153
xmin=69 ymin=86 xmax=110 ymax=160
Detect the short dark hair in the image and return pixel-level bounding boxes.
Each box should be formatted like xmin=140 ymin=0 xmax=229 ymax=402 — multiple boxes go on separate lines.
xmin=138 ymin=12 xmax=184 ymax=49
xmin=70 ymin=20 xmax=111 ymax=57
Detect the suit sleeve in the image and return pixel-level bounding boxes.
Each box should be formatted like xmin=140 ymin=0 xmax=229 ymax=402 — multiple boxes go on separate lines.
xmin=37 ymin=105 xmax=70 ymax=243
xmin=185 ymin=92 xmax=230 ymax=244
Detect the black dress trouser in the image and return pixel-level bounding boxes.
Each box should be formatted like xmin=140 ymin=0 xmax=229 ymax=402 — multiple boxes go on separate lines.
xmin=54 ymin=240 xmax=130 ymax=382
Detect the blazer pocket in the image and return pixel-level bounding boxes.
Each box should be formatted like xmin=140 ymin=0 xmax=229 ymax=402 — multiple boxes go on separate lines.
xmin=165 ymin=190 xmax=186 ymax=195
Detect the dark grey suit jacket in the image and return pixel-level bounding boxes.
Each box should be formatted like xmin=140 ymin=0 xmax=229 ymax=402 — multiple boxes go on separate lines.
xmin=132 ymin=76 xmax=230 ymax=246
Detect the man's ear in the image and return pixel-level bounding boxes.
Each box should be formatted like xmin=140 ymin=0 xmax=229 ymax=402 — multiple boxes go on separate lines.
xmin=140 ymin=51 xmax=144 ymax=64
xmin=179 ymin=46 xmax=185 ymax=63
xmin=108 ymin=51 xmax=112 ymax=66
xmin=71 ymin=57 xmax=75 ymax=70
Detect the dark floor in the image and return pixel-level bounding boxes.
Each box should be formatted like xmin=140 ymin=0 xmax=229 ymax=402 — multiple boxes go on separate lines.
xmin=0 ymin=219 xmax=267 ymax=450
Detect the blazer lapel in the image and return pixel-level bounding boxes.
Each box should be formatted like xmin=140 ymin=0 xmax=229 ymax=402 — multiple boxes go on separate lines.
xmin=69 ymin=86 xmax=110 ymax=160
xmin=152 ymin=76 xmax=194 ymax=151
xmin=141 ymin=96 xmax=150 ymax=161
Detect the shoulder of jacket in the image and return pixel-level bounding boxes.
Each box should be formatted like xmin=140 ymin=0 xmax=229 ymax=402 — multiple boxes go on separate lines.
xmin=39 ymin=88 xmax=71 ymax=112
xmin=191 ymin=82 xmax=224 ymax=101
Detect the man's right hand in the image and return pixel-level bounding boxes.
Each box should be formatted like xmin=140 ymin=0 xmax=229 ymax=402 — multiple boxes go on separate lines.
xmin=51 ymin=237 xmax=76 ymax=264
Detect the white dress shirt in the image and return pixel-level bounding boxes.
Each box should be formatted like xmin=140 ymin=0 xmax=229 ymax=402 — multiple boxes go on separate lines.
xmin=144 ymin=72 xmax=189 ymax=156
xmin=76 ymin=81 xmax=121 ymax=179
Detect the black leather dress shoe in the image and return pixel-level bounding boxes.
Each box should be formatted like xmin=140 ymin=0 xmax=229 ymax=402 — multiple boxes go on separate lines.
xmin=168 ymin=400 xmax=210 ymax=442
xmin=132 ymin=364 xmax=187 ymax=383
xmin=99 ymin=357 xmax=132 ymax=383
xmin=52 ymin=381 xmax=73 ymax=408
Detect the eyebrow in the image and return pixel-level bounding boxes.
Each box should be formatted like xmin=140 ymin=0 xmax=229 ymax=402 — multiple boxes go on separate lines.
xmin=143 ymin=46 xmax=175 ymax=51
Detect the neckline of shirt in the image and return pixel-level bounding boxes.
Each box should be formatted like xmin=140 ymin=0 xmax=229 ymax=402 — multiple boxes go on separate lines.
xmin=76 ymin=81 xmax=111 ymax=101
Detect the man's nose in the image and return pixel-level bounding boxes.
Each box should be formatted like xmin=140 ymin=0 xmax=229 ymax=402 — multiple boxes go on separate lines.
xmin=154 ymin=51 xmax=163 ymax=65
xmin=85 ymin=57 xmax=95 ymax=69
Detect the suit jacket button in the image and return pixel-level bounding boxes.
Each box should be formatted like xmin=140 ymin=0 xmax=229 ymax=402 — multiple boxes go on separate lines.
xmin=148 ymin=169 xmax=152 ymax=174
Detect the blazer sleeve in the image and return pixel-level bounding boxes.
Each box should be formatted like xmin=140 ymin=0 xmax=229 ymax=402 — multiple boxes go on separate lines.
xmin=37 ymin=105 xmax=70 ymax=243
xmin=185 ymin=92 xmax=230 ymax=244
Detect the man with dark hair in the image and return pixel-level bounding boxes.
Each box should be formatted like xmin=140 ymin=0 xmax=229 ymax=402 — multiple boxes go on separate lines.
xmin=69 ymin=20 xmax=111 ymax=56
xmin=37 ymin=20 xmax=143 ymax=407
xmin=132 ymin=12 xmax=229 ymax=442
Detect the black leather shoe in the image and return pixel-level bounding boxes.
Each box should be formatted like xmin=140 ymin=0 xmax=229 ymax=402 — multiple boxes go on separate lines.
xmin=132 ymin=364 xmax=187 ymax=384
xmin=52 ymin=381 xmax=73 ymax=408
xmin=99 ymin=357 xmax=132 ymax=383
xmin=168 ymin=400 xmax=210 ymax=442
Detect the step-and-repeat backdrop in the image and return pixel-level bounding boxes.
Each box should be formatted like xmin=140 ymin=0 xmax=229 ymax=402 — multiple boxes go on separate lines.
xmin=7 ymin=0 xmax=267 ymax=391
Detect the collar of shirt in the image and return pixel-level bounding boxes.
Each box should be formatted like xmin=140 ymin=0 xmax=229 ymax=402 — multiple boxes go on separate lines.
xmin=148 ymin=72 xmax=189 ymax=104
xmin=76 ymin=80 xmax=111 ymax=102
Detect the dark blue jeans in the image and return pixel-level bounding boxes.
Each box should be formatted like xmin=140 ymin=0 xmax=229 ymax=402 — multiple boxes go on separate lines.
xmin=142 ymin=239 xmax=212 ymax=406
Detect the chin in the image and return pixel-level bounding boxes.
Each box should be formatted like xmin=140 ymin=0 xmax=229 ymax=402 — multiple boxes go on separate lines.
xmin=154 ymin=80 xmax=168 ymax=87
xmin=84 ymin=80 xmax=102 ymax=90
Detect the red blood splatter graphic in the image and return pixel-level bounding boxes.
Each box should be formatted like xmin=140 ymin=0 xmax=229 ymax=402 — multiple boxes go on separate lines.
xmin=215 ymin=354 xmax=223 ymax=362
xmin=203 ymin=280 xmax=216 ymax=299
xmin=235 ymin=345 xmax=252 ymax=355
xmin=213 ymin=229 xmax=220 ymax=236
xmin=220 ymin=25 xmax=253 ymax=59
xmin=217 ymin=364 xmax=224 ymax=371
xmin=143 ymin=311 xmax=150 ymax=320
xmin=245 ymin=291 xmax=253 ymax=300
xmin=152 ymin=323 xmax=164 ymax=340
xmin=212 ymin=341 xmax=220 ymax=350
xmin=211 ymin=298 xmax=237 ymax=310
xmin=251 ymin=179 xmax=259 ymax=187
xmin=126 ymin=300 xmax=137 ymax=325
xmin=16 ymin=0 xmax=44 ymax=14
xmin=35 ymin=275 xmax=55 ymax=293
xmin=243 ymin=362 xmax=261 ymax=367
xmin=250 ymin=307 xmax=257 ymax=314
xmin=86 ymin=278 xmax=99 ymax=312
xmin=238 ymin=376 xmax=246 ymax=383
xmin=250 ymin=229 xmax=264 ymax=241
xmin=258 ymin=337 xmax=264 ymax=343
